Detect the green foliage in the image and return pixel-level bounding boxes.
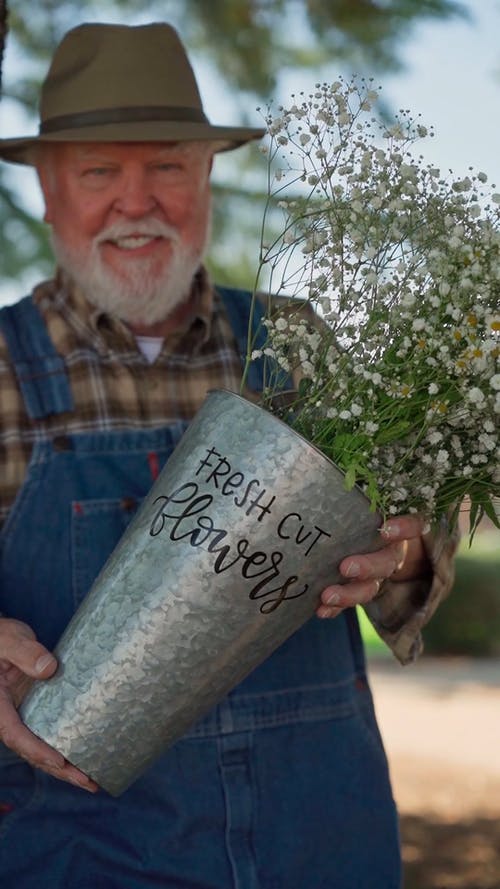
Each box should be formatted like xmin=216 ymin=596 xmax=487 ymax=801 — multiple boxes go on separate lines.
xmin=172 ymin=1 xmax=467 ymax=92
xmin=0 ymin=180 xmax=53 ymax=278
xmin=359 ymin=533 xmax=500 ymax=659
xmin=423 ymin=545 xmax=500 ymax=656
xmin=357 ymin=606 xmax=391 ymax=656
xmin=0 ymin=0 xmax=467 ymax=291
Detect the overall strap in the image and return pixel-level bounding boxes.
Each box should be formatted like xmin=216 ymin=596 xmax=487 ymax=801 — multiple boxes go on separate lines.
xmin=0 ymin=295 xmax=74 ymax=419
xmin=216 ymin=286 xmax=292 ymax=393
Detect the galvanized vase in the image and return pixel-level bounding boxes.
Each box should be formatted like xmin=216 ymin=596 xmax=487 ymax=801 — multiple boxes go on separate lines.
xmin=21 ymin=389 xmax=382 ymax=795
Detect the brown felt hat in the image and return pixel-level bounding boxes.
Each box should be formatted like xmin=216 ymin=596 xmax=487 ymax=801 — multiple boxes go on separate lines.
xmin=0 ymin=22 xmax=265 ymax=165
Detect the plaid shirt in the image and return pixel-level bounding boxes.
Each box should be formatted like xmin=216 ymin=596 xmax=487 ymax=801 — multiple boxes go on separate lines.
xmin=0 ymin=268 xmax=458 ymax=664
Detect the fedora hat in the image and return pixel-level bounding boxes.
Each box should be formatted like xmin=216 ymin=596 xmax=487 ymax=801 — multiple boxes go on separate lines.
xmin=0 ymin=22 xmax=265 ymax=165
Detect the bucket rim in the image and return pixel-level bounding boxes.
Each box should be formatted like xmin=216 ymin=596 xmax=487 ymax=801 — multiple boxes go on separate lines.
xmin=204 ymin=388 xmax=379 ymax=515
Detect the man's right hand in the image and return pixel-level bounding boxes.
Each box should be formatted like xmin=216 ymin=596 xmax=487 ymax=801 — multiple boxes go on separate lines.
xmin=0 ymin=617 xmax=98 ymax=792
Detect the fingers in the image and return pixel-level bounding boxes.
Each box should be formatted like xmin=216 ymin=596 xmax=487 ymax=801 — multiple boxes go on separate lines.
xmin=339 ymin=540 xmax=407 ymax=583
xmin=379 ymin=515 xmax=429 ymax=542
xmin=338 ymin=514 xmax=428 ymax=583
xmin=317 ymin=577 xmax=382 ymax=619
xmin=315 ymin=514 xmax=429 ymax=620
xmin=0 ymin=696 xmax=98 ymax=792
xmin=0 ymin=618 xmax=99 ymax=793
xmin=0 ymin=618 xmax=58 ymax=679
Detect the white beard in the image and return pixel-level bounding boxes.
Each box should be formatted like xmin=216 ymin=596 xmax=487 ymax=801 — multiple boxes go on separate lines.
xmin=51 ymin=219 xmax=204 ymax=326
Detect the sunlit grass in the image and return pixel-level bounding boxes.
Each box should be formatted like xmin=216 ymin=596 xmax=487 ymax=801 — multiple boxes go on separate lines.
xmin=358 ymin=606 xmax=389 ymax=656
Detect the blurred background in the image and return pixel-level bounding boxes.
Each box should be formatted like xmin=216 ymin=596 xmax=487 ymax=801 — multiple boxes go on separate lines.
xmin=1 ymin=2 xmax=499 ymax=886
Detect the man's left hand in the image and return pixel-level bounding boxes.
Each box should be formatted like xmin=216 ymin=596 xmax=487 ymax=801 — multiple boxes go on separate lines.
xmin=316 ymin=515 xmax=430 ymax=618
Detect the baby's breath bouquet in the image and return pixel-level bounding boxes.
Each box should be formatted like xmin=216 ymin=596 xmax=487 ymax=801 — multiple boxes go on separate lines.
xmin=245 ymin=77 xmax=500 ymax=537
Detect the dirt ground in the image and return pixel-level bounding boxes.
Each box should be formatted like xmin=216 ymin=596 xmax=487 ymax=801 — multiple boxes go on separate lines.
xmin=369 ymin=657 xmax=500 ymax=889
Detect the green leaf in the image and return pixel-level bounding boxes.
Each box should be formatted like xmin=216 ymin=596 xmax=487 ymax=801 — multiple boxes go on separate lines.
xmin=298 ymin=377 xmax=313 ymax=399
xmin=375 ymin=420 xmax=411 ymax=445
xmin=482 ymin=496 xmax=500 ymax=529
xmin=344 ymin=465 xmax=357 ymax=490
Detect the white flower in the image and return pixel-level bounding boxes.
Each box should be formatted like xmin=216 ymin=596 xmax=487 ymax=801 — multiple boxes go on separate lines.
xmin=436 ymin=450 xmax=449 ymax=465
xmin=490 ymin=375 xmax=500 ymax=391
xmin=420 ymin=485 xmax=435 ymax=498
xmin=478 ymin=433 xmax=495 ymax=451
xmin=428 ymin=431 xmax=442 ymax=445
xmin=452 ymin=177 xmax=473 ymax=193
xmin=468 ymin=387 xmax=486 ymax=403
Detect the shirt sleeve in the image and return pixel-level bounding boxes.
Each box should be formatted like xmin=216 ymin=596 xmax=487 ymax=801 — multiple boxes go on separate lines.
xmin=363 ymin=519 xmax=461 ymax=665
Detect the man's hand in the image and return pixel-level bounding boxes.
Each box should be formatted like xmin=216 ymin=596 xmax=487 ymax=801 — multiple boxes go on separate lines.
xmin=0 ymin=617 xmax=98 ymax=792
xmin=316 ymin=515 xmax=430 ymax=618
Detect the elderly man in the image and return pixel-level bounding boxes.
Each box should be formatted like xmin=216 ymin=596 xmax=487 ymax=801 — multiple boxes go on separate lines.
xmin=0 ymin=22 xmax=456 ymax=889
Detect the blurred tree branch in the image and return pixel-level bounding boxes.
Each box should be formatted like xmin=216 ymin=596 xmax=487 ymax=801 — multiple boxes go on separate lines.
xmin=0 ymin=0 xmax=469 ymax=292
xmin=0 ymin=0 xmax=7 ymax=92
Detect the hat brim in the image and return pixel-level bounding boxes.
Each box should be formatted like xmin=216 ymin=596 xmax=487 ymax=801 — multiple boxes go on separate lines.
xmin=0 ymin=120 xmax=266 ymax=165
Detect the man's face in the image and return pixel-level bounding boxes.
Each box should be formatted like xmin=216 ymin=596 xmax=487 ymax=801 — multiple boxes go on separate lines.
xmin=37 ymin=141 xmax=214 ymax=326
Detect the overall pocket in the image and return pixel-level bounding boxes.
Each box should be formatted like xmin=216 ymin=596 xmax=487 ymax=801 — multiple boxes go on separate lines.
xmin=71 ymin=496 xmax=143 ymax=607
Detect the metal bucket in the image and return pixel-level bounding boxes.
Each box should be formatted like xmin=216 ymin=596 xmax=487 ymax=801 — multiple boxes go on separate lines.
xmin=20 ymin=389 xmax=382 ymax=795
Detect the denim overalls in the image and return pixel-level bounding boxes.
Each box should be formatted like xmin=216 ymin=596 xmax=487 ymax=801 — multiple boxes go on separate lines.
xmin=0 ymin=290 xmax=400 ymax=889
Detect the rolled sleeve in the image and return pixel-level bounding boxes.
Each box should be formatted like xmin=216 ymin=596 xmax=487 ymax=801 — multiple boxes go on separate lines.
xmin=363 ymin=519 xmax=461 ymax=665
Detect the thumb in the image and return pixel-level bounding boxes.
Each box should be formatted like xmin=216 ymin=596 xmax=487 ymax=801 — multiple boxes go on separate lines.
xmin=0 ymin=619 xmax=58 ymax=678
xmin=27 ymin=644 xmax=58 ymax=678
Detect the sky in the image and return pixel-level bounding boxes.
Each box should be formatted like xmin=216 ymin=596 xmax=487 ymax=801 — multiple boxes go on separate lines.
xmin=1 ymin=0 xmax=499 ymax=304
xmin=381 ymin=1 xmax=500 ymax=186
xmin=207 ymin=1 xmax=500 ymax=188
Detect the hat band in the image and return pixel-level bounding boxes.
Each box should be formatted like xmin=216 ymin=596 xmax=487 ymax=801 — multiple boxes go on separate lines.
xmin=40 ymin=105 xmax=209 ymax=134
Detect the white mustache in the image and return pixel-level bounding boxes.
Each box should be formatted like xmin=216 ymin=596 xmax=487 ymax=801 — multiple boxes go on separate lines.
xmin=95 ymin=219 xmax=180 ymax=245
